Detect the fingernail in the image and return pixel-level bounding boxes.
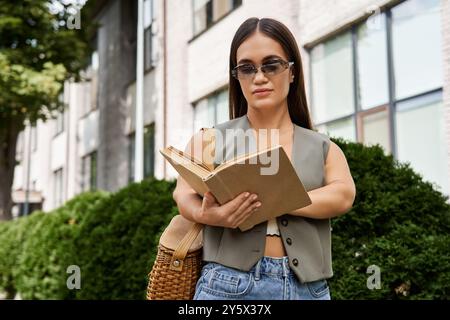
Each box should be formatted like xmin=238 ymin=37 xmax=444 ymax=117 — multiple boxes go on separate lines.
xmin=255 ymin=202 xmax=261 ymax=207
xmin=244 ymin=192 xmax=249 ymax=197
xmin=252 ymin=195 xmax=258 ymax=200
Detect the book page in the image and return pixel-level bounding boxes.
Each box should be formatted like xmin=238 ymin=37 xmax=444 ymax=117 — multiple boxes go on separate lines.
xmin=167 ymin=146 xmax=212 ymax=172
xmin=213 ymin=144 xmax=281 ymax=173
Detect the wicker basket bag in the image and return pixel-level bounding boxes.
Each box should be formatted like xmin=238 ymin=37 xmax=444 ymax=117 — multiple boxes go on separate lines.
xmin=146 ymin=128 xmax=215 ymax=300
xmin=146 ymin=216 xmax=203 ymax=300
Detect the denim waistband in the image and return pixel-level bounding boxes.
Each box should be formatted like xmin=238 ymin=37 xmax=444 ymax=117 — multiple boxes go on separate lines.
xmin=249 ymin=256 xmax=291 ymax=280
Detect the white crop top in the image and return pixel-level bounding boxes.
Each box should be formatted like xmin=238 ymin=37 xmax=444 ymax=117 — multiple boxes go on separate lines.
xmin=266 ymin=218 xmax=280 ymax=236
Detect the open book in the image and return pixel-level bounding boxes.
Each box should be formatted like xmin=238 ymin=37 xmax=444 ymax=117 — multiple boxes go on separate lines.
xmin=160 ymin=144 xmax=311 ymax=231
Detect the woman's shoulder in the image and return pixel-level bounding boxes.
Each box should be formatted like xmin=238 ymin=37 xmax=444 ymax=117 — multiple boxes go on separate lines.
xmin=295 ymin=125 xmax=331 ymax=159
xmin=296 ymin=125 xmax=330 ymax=143
xmin=212 ymin=116 xmax=246 ymax=131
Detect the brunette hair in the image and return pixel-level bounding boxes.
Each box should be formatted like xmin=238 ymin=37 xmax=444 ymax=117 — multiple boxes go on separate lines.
xmin=228 ymin=17 xmax=313 ymax=130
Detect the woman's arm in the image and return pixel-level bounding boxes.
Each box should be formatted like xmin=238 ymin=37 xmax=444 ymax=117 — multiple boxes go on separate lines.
xmin=289 ymin=141 xmax=356 ymax=219
xmin=172 ymin=129 xmax=260 ymax=227
xmin=172 ymin=129 xmax=207 ymax=223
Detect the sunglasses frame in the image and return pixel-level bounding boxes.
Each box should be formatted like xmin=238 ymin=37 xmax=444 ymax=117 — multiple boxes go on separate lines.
xmin=231 ymin=59 xmax=294 ymax=80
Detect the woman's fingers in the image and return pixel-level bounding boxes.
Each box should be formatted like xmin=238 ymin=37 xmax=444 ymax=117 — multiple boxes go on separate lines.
xmin=232 ymin=201 xmax=261 ymax=228
xmin=233 ymin=193 xmax=259 ymax=217
xmin=221 ymin=192 xmax=252 ymax=214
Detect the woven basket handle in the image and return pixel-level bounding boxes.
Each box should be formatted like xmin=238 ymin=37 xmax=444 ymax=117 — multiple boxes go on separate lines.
xmin=169 ymin=127 xmax=215 ymax=271
xmin=170 ymin=222 xmax=203 ymax=271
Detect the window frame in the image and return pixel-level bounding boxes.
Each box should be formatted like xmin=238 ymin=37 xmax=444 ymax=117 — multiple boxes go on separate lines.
xmin=189 ymin=0 xmax=242 ymax=42
xmin=192 ymin=87 xmax=229 ymax=133
xmin=308 ymin=0 xmax=443 ymax=160
xmin=81 ymin=151 xmax=98 ymax=192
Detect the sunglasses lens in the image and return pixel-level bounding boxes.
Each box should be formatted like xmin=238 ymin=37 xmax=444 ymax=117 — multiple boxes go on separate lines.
xmin=233 ymin=60 xmax=290 ymax=79
xmin=239 ymin=65 xmax=256 ymax=76
xmin=261 ymin=62 xmax=283 ymax=75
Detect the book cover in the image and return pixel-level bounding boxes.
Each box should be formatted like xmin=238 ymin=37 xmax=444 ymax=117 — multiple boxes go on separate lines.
xmin=160 ymin=144 xmax=311 ymax=231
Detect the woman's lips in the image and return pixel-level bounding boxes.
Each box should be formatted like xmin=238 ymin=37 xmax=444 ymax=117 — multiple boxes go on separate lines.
xmin=253 ymin=90 xmax=273 ymax=97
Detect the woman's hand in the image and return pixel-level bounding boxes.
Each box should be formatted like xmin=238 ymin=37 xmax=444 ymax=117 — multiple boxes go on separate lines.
xmin=196 ymin=191 xmax=262 ymax=229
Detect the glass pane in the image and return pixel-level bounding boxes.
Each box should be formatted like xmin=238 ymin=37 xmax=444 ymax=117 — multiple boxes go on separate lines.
xmin=213 ymin=0 xmax=231 ymax=21
xmin=194 ymin=98 xmax=215 ymax=132
xmin=316 ymin=117 xmax=356 ymax=142
xmin=144 ymin=27 xmax=152 ymax=70
xmin=215 ymin=90 xmax=229 ymax=124
xmin=90 ymin=152 xmax=97 ymax=190
xmin=311 ymin=32 xmax=355 ymax=123
xmin=144 ymin=0 xmax=152 ymax=29
xmin=392 ymin=0 xmax=442 ymax=100
xmin=396 ymin=93 xmax=448 ymax=196
xmin=357 ymin=13 xmax=389 ymax=109
xmin=193 ymin=0 xmax=209 ymax=35
xmin=361 ymin=110 xmax=391 ymax=154
xmin=129 ymin=135 xmax=135 ymax=183
xmin=144 ymin=125 xmax=155 ymax=178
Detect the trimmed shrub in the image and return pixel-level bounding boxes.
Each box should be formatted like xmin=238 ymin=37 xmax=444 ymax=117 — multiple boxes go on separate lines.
xmin=0 ymin=211 xmax=46 ymax=298
xmin=13 ymin=191 xmax=108 ymax=299
xmin=74 ymin=177 xmax=177 ymax=299
xmin=1 ymin=139 xmax=449 ymax=300
xmin=330 ymin=137 xmax=450 ymax=299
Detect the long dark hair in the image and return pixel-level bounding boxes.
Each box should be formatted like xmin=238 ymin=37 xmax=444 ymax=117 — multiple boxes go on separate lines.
xmin=228 ymin=17 xmax=313 ymax=130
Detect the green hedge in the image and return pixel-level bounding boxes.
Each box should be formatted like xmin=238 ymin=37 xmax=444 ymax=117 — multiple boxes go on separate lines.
xmin=73 ymin=178 xmax=177 ymax=300
xmin=0 ymin=139 xmax=449 ymax=299
xmin=330 ymin=138 xmax=450 ymax=299
xmin=15 ymin=192 xmax=108 ymax=299
xmin=0 ymin=178 xmax=176 ymax=299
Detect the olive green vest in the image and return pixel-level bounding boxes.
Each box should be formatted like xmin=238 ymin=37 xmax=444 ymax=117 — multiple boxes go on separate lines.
xmin=203 ymin=114 xmax=333 ymax=283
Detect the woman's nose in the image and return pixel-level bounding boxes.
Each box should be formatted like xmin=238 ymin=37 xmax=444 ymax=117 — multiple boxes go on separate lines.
xmin=253 ymin=68 xmax=268 ymax=83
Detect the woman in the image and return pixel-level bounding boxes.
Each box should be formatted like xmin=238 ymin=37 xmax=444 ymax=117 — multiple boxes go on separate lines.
xmin=172 ymin=17 xmax=356 ymax=300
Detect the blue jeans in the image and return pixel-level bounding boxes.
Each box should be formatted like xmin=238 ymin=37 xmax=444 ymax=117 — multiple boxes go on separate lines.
xmin=193 ymin=256 xmax=331 ymax=300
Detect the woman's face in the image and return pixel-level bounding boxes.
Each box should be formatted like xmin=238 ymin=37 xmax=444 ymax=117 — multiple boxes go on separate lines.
xmin=235 ymin=31 xmax=293 ymax=112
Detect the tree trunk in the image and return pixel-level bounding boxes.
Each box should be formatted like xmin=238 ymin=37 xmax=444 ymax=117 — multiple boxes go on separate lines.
xmin=0 ymin=119 xmax=22 ymax=221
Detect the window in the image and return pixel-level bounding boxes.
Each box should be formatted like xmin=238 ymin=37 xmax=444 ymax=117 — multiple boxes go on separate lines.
xmin=193 ymin=0 xmax=242 ymax=36
xmin=395 ymin=91 xmax=448 ymax=195
xmin=357 ymin=13 xmax=389 ymax=110
xmin=54 ymin=168 xmax=63 ymax=207
xmin=81 ymin=151 xmax=97 ymax=192
xmin=89 ymin=49 xmax=99 ymax=112
xmin=193 ymin=89 xmax=228 ymax=132
xmin=144 ymin=124 xmax=155 ymax=178
xmin=358 ymin=107 xmax=391 ymax=154
xmin=129 ymin=133 xmax=135 ymax=183
xmin=309 ymin=0 xmax=446 ymax=195
xmin=316 ymin=117 xmax=356 ymax=143
xmin=80 ymin=39 xmax=99 ymax=118
xmin=129 ymin=123 xmax=155 ymax=182
xmin=311 ymin=32 xmax=354 ymax=124
xmin=144 ymin=0 xmax=155 ymax=71
xmin=129 ymin=0 xmax=156 ymax=77
xmin=392 ymin=0 xmax=442 ymax=100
